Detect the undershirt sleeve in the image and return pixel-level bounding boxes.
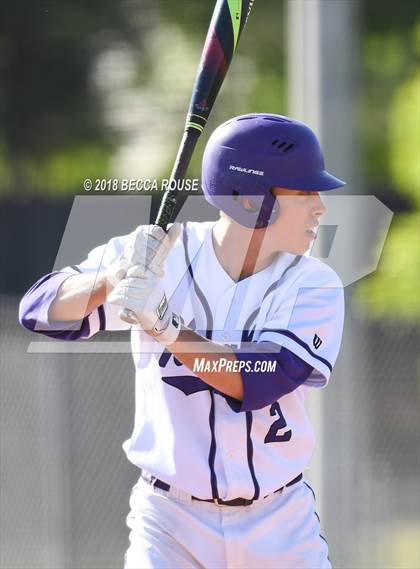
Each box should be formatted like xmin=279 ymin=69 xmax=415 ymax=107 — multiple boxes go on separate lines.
xmin=18 ymin=271 xmax=95 ymax=340
xmin=223 ymin=342 xmax=313 ymax=413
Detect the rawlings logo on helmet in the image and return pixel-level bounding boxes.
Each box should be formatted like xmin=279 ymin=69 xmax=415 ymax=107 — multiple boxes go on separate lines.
xmin=229 ymin=165 xmax=264 ymax=176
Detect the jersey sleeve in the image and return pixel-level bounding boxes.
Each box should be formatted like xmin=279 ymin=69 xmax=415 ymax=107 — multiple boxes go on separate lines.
xmin=258 ymin=264 xmax=344 ymax=387
xmin=19 ymin=235 xmax=132 ymax=340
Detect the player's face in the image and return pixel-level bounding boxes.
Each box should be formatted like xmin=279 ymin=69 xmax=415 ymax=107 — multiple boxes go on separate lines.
xmin=268 ymin=188 xmax=327 ymax=254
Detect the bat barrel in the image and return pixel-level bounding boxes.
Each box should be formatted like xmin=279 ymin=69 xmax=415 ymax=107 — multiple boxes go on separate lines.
xmin=154 ymin=0 xmax=256 ymax=230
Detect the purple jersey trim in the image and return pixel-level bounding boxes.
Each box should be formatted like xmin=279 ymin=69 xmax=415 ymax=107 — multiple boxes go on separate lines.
xmin=19 ymin=272 xmax=91 ymax=340
xmin=246 ymin=411 xmax=260 ymax=500
xmin=98 ymin=305 xmax=106 ymax=331
xmin=241 ymin=256 xmax=302 ymax=343
xmin=262 ymin=329 xmax=333 ymax=372
xmin=208 ymin=390 xmax=220 ymax=500
xmin=226 ymin=344 xmax=313 ymax=412
xmin=304 ymin=480 xmax=331 ymax=562
xmin=183 ymin=225 xmax=213 ymax=339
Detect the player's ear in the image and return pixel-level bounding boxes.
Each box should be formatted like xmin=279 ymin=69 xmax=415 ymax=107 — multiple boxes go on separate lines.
xmin=241 ymin=196 xmax=260 ymax=213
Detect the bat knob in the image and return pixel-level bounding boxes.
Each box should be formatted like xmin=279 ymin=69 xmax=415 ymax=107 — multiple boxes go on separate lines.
xmin=119 ymin=308 xmax=139 ymax=325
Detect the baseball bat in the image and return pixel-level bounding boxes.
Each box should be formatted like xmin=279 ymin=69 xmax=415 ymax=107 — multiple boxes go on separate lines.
xmin=155 ymin=0 xmax=255 ymax=228
xmin=120 ymin=0 xmax=255 ymax=324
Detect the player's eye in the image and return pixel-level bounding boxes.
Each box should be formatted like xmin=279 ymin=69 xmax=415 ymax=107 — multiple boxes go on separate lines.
xmin=294 ymin=191 xmax=310 ymax=200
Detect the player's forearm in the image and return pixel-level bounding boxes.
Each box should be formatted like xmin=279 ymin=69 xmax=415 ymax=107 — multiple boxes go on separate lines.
xmin=49 ymin=271 xmax=110 ymax=322
xmin=168 ymin=327 xmax=244 ymax=401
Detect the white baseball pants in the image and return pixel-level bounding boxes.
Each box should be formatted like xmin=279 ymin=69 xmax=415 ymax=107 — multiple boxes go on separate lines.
xmin=124 ymin=475 xmax=331 ymax=569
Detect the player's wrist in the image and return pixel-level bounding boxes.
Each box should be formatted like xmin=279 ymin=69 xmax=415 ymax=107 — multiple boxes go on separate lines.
xmin=149 ymin=311 xmax=181 ymax=346
xmin=141 ymin=291 xmax=180 ymax=345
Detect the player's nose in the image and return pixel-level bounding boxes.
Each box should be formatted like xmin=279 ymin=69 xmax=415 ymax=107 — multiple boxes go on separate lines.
xmin=311 ymin=193 xmax=326 ymax=217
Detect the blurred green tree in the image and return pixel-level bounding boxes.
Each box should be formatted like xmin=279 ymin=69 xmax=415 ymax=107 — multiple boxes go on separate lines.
xmin=156 ymin=0 xmax=287 ymax=181
xmin=0 ymin=0 xmax=141 ymax=194
xmin=360 ymin=1 xmax=418 ymax=210
xmin=357 ymin=13 xmax=419 ymax=321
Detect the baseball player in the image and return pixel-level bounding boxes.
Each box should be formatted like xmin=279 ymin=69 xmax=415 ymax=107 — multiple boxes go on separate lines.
xmin=20 ymin=114 xmax=345 ymax=568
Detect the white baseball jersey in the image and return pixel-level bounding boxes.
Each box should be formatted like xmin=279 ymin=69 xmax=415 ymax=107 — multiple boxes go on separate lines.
xmin=58 ymin=221 xmax=344 ymax=501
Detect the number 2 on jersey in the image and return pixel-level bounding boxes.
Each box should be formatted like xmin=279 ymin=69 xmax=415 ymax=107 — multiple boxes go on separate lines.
xmin=264 ymin=402 xmax=292 ymax=443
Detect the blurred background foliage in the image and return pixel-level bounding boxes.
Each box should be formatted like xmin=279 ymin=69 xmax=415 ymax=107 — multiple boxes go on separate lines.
xmin=356 ymin=3 xmax=419 ymax=321
xmin=0 ymin=0 xmax=418 ymax=319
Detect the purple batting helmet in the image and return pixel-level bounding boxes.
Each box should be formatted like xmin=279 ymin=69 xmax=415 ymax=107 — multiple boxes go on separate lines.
xmin=202 ymin=113 xmax=345 ymax=228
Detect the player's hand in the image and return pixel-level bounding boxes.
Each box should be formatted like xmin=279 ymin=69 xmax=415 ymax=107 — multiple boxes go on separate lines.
xmin=107 ymin=266 xmax=181 ymax=345
xmin=107 ymin=223 xmax=181 ymax=289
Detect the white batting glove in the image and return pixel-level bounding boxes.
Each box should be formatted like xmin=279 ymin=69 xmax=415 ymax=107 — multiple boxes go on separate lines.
xmin=107 ymin=266 xmax=181 ymax=345
xmin=107 ymin=223 xmax=181 ymax=288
